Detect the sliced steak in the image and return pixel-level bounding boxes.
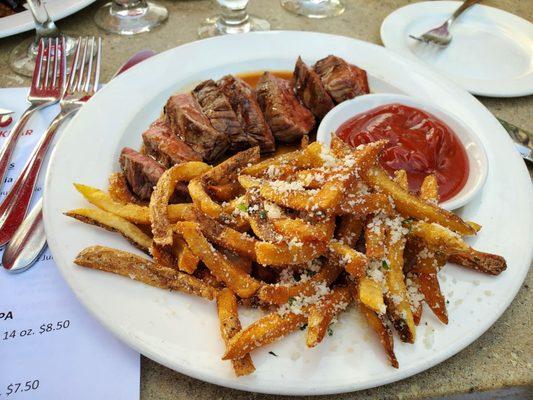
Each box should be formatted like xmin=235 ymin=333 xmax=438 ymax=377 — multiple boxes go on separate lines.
xmin=164 ymin=93 xmax=228 ymax=162
xmin=256 ymin=71 xmax=315 ymax=143
xmin=120 ymin=147 xmax=164 ymax=200
xmin=349 ymin=64 xmax=370 ymax=95
xmin=192 ymin=80 xmax=246 ymax=151
xmin=217 ymin=75 xmax=276 ymax=153
xmin=313 ymin=55 xmax=369 ymax=103
xmin=142 ymin=119 xmax=201 ymax=168
xmin=293 ymin=56 xmax=334 ymax=119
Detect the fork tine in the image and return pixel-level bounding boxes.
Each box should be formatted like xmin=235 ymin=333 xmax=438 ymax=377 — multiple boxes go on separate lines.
xmin=32 ymin=39 xmax=45 ymax=90
xmin=76 ymin=37 xmax=89 ymax=93
xmin=83 ymin=37 xmax=95 ymax=93
xmin=93 ymin=37 xmax=102 ymax=92
xmin=59 ymin=37 xmax=67 ymax=92
xmin=43 ymin=38 xmax=51 ymax=89
xmin=67 ymin=38 xmax=82 ymax=93
xmin=52 ymin=37 xmax=59 ymax=89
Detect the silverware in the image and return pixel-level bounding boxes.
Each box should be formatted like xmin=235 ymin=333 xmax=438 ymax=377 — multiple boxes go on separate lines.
xmin=498 ymin=118 xmax=533 ymax=163
xmin=0 ymin=38 xmax=63 ymax=194
xmin=0 ymin=37 xmax=102 ymax=248
xmin=409 ymin=0 xmax=481 ymax=46
xmin=3 ymin=47 xmax=155 ymax=274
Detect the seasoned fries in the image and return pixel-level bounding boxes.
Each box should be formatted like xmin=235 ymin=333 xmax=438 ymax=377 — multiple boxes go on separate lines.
xmin=68 ymin=137 xmax=505 ymax=374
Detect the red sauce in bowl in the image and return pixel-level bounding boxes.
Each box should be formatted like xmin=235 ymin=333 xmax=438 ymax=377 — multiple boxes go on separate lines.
xmin=336 ymin=104 xmax=469 ymax=202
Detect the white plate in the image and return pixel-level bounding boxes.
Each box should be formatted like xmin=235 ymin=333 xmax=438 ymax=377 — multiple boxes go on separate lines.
xmin=316 ymin=93 xmax=489 ymax=210
xmin=380 ymin=1 xmax=533 ymax=97
xmin=0 ymin=0 xmax=97 ymax=39
xmin=43 ymin=31 xmax=533 ymax=395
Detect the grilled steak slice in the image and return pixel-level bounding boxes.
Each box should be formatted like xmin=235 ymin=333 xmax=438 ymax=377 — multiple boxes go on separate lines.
xmin=314 ymin=55 xmax=369 ymax=103
xmin=293 ymin=56 xmax=334 ymax=119
xmin=217 ymin=75 xmax=276 ymax=153
xmin=256 ymin=72 xmax=315 ymax=143
xmin=120 ymin=147 xmax=164 ymax=200
xmin=142 ymin=119 xmax=201 ymax=168
xmin=164 ymin=93 xmax=228 ymax=162
xmin=349 ymin=64 xmax=370 ymax=95
xmin=192 ymin=80 xmax=246 ymax=151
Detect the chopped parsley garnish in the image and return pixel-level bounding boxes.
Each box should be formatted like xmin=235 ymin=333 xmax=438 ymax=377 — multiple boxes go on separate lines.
xmin=288 ymin=297 xmax=296 ymax=306
xmin=258 ymin=210 xmax=267 ymax=219
xmin=268 ymin=351 xmax=278 ymax=357
xmin=403 ymin=218 xmax=414 ymax=231
xmin=382 ymin=260 xmax=390 ymax=270
xmin=237 ymin=203 xmax=248 ymax=212
xmin=299 ymin=324 xmax=307 ymax=331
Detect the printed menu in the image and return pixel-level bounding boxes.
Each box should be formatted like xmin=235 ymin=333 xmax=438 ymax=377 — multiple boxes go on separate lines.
xmin=0 ymin=88 xmax=140 ymax=399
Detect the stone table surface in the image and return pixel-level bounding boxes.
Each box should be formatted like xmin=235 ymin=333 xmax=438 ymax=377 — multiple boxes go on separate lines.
xmin=0 ymin=0 xmax=531 ymax=399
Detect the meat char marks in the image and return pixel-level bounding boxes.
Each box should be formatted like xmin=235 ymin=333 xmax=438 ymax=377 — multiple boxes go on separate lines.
xmin=293 ymin=57 xmax=334 ymax=119
xmin=164 ymin=93 xmax=228 ymax=162
xmin=313 ymin=55 xmax=369 ymax=104
xmin=217 ymin=75 xmax=276 ymax=153
xmin=119 ymin=147 xmax=164 ymax=200
xmin=142 ymin=119 xmax=201 ymax=168
xmin=256 ymin=71 xmax=315 ymax=143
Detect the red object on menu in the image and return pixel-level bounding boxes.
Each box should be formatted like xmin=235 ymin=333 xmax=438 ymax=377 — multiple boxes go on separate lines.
xmin=336 ymin=103 xmax=469 ymax=202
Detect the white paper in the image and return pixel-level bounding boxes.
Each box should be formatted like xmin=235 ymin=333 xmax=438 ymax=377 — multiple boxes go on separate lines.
xmin=0 ymin=88 xmax=140 ymax=399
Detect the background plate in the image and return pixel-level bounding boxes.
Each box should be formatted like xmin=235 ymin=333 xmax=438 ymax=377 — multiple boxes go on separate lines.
xmin=0 ymin=0 xmax=96 ymax=39
xmin=43 ymin=31 xmax=533 ymax=395
xmin=381 ymin=1 xmax=533 ymax=97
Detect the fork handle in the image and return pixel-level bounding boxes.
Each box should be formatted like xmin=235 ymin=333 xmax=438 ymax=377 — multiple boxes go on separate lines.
xmin=0 ymin=110 xmax=74 ymax=247
xmin=449 ymin=0 xmax=482 ymax=24
xmin=0 ymin=104 xmax=41 ymax=195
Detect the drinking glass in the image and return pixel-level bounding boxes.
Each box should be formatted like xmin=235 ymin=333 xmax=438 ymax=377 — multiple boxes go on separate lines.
xmin=198 ymin=0 xmax=270 ymax=39
xmin=280 ymin=0 xmax=345 ymax=18
xmin=9 ymin=0 xmax=77 ymax=77
xmin=94 ymin=0 xmax=168 ymax=35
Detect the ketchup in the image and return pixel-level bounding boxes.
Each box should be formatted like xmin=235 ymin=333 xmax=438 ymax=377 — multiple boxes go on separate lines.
xmin=336 ymin=104 xmax=469 ymax=202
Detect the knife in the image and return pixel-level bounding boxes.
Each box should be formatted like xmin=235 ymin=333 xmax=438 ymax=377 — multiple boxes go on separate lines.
xmin=2 ymin=50 xmax=156 ymax=273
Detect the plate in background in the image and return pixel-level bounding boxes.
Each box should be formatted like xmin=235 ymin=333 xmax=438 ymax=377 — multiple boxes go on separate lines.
xmin=0 ymin=0 xmax=96 ymax=39
xmin=381 ymin=1 xmax=533 ymax=97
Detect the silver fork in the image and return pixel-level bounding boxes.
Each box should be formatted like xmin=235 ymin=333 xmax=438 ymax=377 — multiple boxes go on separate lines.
xmin=0 ymin=38 xmax=63 ymax=194
xmin=0 ymin=37 xmax=102 ymax=249
xmin=409 ymin=0 xmax=481 ymax=46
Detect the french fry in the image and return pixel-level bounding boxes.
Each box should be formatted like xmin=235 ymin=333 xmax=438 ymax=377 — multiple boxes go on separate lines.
xmin=108 ymin=172 xmax=146 ymax=205
xmin=150 ymin=162 xmax=210 ymax=246
xmin=410 ymin=221 xmax=469 ymax=254
xmin=358 ymin=277 xmax=386 ymax=314
xmin=223 ymin=309 xmax=307 ymax=360
xmin=420 ymin=174 xmax=439 ymax=202
xmin=405 ymin=272 xmax=424 ymax=325
xmin=175 ymin=237 xmax=200 ymax=274
xmin=207 ymin=182 xmax=243 ymax=202
xmin=241 ymin=141 xmax=323 ymax=177
xmin=74 ymin=183 xmax=195 ymax=225
xmin=415 ymin=271 xmax=448 ymax=324
xmin=217 ymin=289 xmax=255 ymax=376
xmin=193 ymin=211 xmax=257 ymax=260
xmin=188 ymin=178 xmax=224 ymax=218
xmin=339 ymin=193 xmax=394 ymax=217
xmin=255 ymin=240 xmax=327 ymax=266
xmin=220 ymin=248 xmax=252 ymax=274
xmin=202 ymin=147 xmax=259 ymax=185
xmin=271 ymin=216 xmax=334 ymax=243
xmin=393 ymin=169 xmax=408 ymax=190
xmin=365 ymin=166 xmax=476 ymax=236
xmin=258 ymin=260 xmax=343 ymax=305
xmin=176 ymin=221 xmax=261 ymax=298
xmin=384 ymin=233 xmax=416 ymax=343
xmin=74 ymin=245 xmax=217 ymax=300
xmin=65 ymin=208 xmax=152 ymax=251
xmin=365 ymin=216 xmax=387 ymax=261
xmin=448 ymin=249 xmax=507 ymax=275
xmin=306 ymin=285 xmax=353 ymax=347
xmin=359 ymin=304 xmax=399 ymax=368
xmin=328 ymin=240 xmax=367 ymax=279
xmin=335 ymin=215 xmax=363 ymax=248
